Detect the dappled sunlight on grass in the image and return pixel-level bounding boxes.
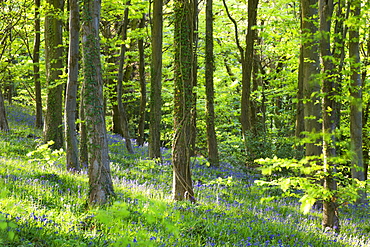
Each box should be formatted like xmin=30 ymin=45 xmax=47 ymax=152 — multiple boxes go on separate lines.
xmin=0 ymin=104 xmax=369 ymax=246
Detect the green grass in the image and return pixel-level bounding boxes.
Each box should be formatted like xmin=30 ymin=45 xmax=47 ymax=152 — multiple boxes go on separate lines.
xmin=0 ymin=103 xmax=369 ymax=246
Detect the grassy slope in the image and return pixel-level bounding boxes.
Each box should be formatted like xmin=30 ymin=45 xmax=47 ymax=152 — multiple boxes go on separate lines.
xmin=0 ymin=104 xmax=369 ymax=247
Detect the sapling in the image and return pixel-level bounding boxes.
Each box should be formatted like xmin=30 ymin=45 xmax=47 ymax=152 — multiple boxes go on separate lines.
xmin=255 ymin=156 xmax=366 ymax=231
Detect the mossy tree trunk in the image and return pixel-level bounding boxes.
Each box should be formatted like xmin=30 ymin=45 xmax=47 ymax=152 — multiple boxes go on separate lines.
xmin=82 ymin=0 xmax=114 ymax=206
xmin=149 ymin=0 xmax=163 ymax=159
xmin=44 ymin=0 xmax=64 ymax=150
xmin=172 ymin=0 xmax=196 ymax=202
xmin=65 ymin=0 xmax=80 ymax=172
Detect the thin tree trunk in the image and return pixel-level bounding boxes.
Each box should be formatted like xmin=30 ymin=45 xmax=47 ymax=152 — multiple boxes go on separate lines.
xmin=348 ymin=0 xmax=366 ymax=202
xmin=149 ymin=0 xmax=163 ymax=159
xmin=295 ymin=44 xmax=305 ymax=158
xmin=319 ymin=0 xmax=340 ymax=232
xmin=117 ymin=1 xmax=134 ymax=154
xmin=82 ymin=0 xmax=114 ymax=206
xmin=222 ymin=0 xmax=258 ymax=159
xmin=205 ymin=0 xmax=219 ymax=166
xmin=190 ymin=0 xmax=199 ymax=157
xmin=137 ymin=14 xmax=147 ymax=147
xmin=0 ymin=89 xmax=9 ymax=132
xmin=173 ymin=0 xmax=196 ymax=202
xmin=44 ymin=0 xmax=64 ymax=149
xmin=33 ymin=0 xmax=42 ymax=129
xmin=361 ymin=23 xmax=370 ymax=182
xmin=65 ymin=0 xmax=80 ymax=172
xmin=301 ymin=0 xmax=322 ymax=157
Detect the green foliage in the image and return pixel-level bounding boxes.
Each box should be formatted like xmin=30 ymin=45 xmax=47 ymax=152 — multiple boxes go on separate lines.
xmin=255 ymin=156 xmax=366 ymax=214
xmin=27 ymin=140 xmax=65 ymax=167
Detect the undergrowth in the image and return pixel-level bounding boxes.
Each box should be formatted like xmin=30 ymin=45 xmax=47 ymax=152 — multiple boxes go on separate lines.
xmin=0 ymin=103 xmax=369 ymax=246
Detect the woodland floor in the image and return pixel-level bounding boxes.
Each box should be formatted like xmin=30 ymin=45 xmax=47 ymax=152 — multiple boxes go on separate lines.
xmin=0 ymin=103 xmax=369 ymax=246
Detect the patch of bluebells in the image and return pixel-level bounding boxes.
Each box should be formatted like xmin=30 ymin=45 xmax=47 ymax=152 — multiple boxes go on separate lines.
xmin=6 ymin=104 xmax=35 ymax=128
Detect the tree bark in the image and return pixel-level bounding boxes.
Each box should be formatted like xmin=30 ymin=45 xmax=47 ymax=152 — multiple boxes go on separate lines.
xmin=44 ymin=0 xmax=64 ymax=149
xmin=79 ymin=84 xmax=88 ymax=168
xmin=295 ymin=44 xmax=305 ymax=158
xmin=0 ymin=89 xmax=9 ymax=132
xmin=117 ymin=1 xmax=134 ymax=154
xmin=172 ymin=0 xmax=196 ymax=202
xmin=33 ymin=0 xmax=43 ymax=129
xmin=137 ymin=14 xmax=147 ymax=147
xmin=190 ymin=0 xmax=198 ymax=157
xmin=82 ymin=0 xmax=114 ymax=206
xmin=348 ymin=0 xmax=366 ymax=202
xmin=222 ymin=0 xmax=259 ymax=160
xmin=205 ymin=0 xmax=219 ymax=166
xmin=65 ymin=0 xmax=80 ymax=172
xmin=319 ymin=0 xmax=340 ymax=232
xmin=300 ymin=0 xmax=322 ymax=157
xmin=149 ymin=0 xmax=163 ymax=159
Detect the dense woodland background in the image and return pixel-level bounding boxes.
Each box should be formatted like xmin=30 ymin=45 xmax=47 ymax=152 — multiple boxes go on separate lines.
xmin=0 ymin=0 xmax=370 ymax=245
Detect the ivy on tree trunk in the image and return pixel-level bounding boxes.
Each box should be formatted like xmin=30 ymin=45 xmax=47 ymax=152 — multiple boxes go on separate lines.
xmin=82 ymin=0 xmax=114 ymax=206
xmin=172 ymin=0 xmax=196 ymax=202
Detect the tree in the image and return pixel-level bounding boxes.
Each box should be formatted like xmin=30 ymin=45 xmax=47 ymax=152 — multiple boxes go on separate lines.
xmin=33 ymin=0 xmax=43 ymax=129
xmin=137 ymin=14 xmax=147 ymax=147
xmin=205 ymin=0 xmax=219 ymax=166
xmin=0 ymin=89 xmax=9 ymax=131
xmin=116 ymin=0 xmax=133 ymax=154
xmin=300 ymin=0 xmax=322 ymax=157
xmin=348 ymin=0 xmax=366 ymax=202
xmin=149 ymin=0 xmax=163 ymax=159
xmin=44 ymin=0 xmax=64 ymax=149
xmin=319 ymin=0 xmax=340 ymax=232
xmin=190 ymin=0 xmax=199 ymax=157
xmin=222 ymin=0 xmax=259 ymax=159
xmin=81 ymin=0 xmax=114 ymax=206
xmin=65 ymin=0 xmax=80 ymax=172
xmin=172 ymin=0 xmax=196 ymax=202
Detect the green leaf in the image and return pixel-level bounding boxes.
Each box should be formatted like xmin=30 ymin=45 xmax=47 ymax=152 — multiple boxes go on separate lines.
xmin=8 ymin=231 xmax=15 ymax=241
xmin=299 ymin=195 xmax=316 ymax=214
xmin=0 ymin=221 xmax=7 ymax=230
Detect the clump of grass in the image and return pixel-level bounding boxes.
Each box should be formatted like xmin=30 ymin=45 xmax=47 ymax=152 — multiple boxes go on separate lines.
xmin=0 ymin=104 xmax=369 ymax=246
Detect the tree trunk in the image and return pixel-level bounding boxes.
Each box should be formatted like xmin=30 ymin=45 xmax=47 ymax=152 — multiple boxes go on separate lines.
xmin=0 ymin=89 xmax=9 ymax=132
xmin=190 ymin=0 xmax=198 ymax=157
xmin=205 ymin=0 xmax=219 ymax=166
xmin=348 ymin=0 xmax=366 ymax=202
xmin=319 ymin=0 xmax=340 ymax=232
xmin=82 ymin=0 xmax=114 ymax=206
xmin=33 ymin=0 xmax=43 ymax=129
xmin=149 ymin=0 xmax=163 ymax=159
xmin=361 ymin=25 xmax=370 ymax=182
xmin=295 ymin=44 xmax=305 ymax=158
xmin=65 ymin=0 xmax=80 ymax=172
xmin=137 ymin=14 xmax=147 ymax=147
xmin=222 ymin=0 xmax=258 ymax=160
xmin=241 ymin=0 xmax=258 ymax=159
xmin=44 ymin=0 xmax=64 ymax=149
xmin=301 ymin=0 xmax=322 ymax=157
xmin=79 ymin=84 xmax=88 ymax=168
xmin=117 ymin=1 xmax=134 ymax=154
xmin=172 ymin=0 xmax=196 ymax=202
